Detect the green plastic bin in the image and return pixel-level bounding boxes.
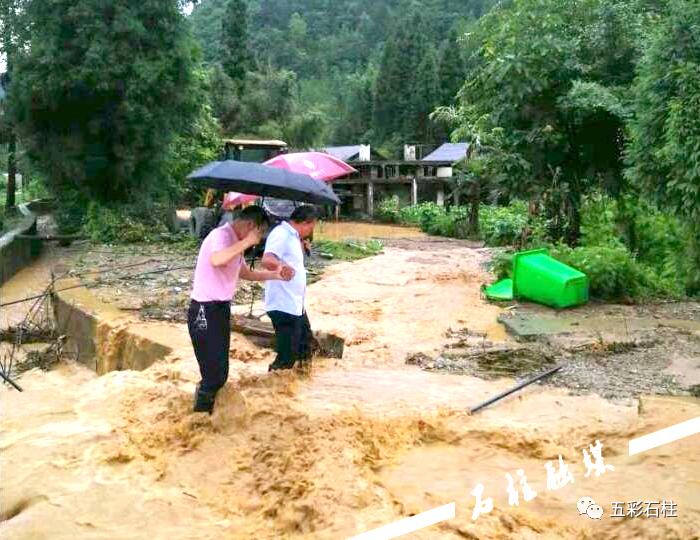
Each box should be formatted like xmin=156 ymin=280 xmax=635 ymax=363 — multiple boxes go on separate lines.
xmin=512 ymin=248 xmax=589 ymax=309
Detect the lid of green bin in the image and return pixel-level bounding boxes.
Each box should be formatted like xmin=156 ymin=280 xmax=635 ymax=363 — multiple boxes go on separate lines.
xmin=484 ymin=278 xmax=513 ymax=301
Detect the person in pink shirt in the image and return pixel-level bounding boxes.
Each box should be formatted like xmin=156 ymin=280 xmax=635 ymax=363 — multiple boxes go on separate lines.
xmin=188 ymin=206 xmax=292 ymax=414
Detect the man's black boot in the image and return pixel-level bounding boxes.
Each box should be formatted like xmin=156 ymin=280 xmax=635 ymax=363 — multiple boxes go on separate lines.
xmin=193 ymin=384 xmax=216 ymax=414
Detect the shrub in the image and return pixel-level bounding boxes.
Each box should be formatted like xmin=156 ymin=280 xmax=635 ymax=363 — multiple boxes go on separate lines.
xmin=397 ymin=200 xmax=545 ymax=246
xmin=550 ymin=244 xmax=681 ymax=301
xmin=84 ymin=202 xmax=171 ymax=244
xmin=579 ymin=193 xmax=697 ymax=295
xmin=579 ymin=193 xmax=625 ymax=248
xmin=491 ymin=244 xmax=683 ymax=302
xmin=376 ymin=196 xmax=400 ymax=223
xmin=398 ymin=203 xmax=435 ymax=226
xmin=314 ymin=239 xmax=383 ymax=261
xmin=479 ymin=201 xmax=547 ymax=247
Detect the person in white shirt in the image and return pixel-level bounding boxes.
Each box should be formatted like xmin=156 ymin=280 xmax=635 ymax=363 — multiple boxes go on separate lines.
xmin=261 ymin=206 xmax=317 ymax=371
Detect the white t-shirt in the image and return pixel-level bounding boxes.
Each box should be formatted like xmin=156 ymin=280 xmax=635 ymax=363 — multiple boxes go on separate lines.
xmin=263 ymin=221 xmax=306 ymax=316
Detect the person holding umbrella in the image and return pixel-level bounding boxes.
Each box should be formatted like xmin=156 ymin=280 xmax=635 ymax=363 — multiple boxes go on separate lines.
xmin=189 ymin=205 xmax=293 ymax=414
xmin=261 ymin=205 xmax=318 ymax=371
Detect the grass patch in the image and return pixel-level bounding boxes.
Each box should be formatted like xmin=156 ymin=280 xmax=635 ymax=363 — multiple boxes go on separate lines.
xmin=313 ymin=239 xmax=383 ymax=261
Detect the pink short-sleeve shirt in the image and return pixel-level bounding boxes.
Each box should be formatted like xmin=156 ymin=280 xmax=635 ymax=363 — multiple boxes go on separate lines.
xmin=191 ymin=223 xmax=243 ymax=302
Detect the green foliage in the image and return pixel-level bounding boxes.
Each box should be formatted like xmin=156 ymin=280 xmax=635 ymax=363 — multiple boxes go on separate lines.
xmin=438 ymin=27 xmax=466 ymax=105
xmin=283 ymin=109 xmax=328 ymax=150
xmin=628 ymin=0 xmax=700 ymax=227
xmin=449 ymin=0 xmax=653 ymax=241
xmin=552 ymin=244 xmax=683 ymax=301
xmin=220 ymin=0 xmax=251 ymax=88
xmin=314 ymin=238 xmax=383 ymax=261
xmin=190 ymin=0 xmax=496 ymax=148
xmin=400 ymin=202 xmax=444 ymax=229
xmin=490 ymin=192 xmax=696 ymax=301
xmin=579 ymin=192 xmax=698 ymax=292
xmin=393 ymin=200 xmax=545 ymax=246
xmin=22 ymin=171 xmax=51 ymax=201
xmin=167 ymin=97 xmax=221 ymax=207
xmin=374 ymin=5 xmax=433 ymax=143
xmin=330 ymin=66 xmax=375 ymax=144
xmin=395 ymin=205 xmax=421 ymax=225
xmin=579 ymin=193 xmax=625 ymax=248
xmin=410 ymin=46 xmax=441 ymax=142
xmin=10 ymin=0 xmax=202 ymax=221
xmin=208 ymin=64 xmax=241 ymax=134
xmin=376 ymin=196 xmax=400 ymax=223
xmin=84 ymin=201 xmax=171 ymax=244
xmin=492 ymin=244 xmax=682 ymax=302
xmin=479 ymin=202 xmax=547 ymax=247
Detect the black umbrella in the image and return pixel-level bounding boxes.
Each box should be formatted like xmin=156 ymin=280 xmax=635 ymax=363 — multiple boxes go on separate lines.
xmin=187 ymin=160 xmax=340 ymax=206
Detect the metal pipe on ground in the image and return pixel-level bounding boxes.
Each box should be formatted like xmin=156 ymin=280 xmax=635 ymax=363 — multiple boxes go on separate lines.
xmin=469 ymin=364 xmax=563 ymax=414
xmin=17 ymin=235 xmax=86 ymax=242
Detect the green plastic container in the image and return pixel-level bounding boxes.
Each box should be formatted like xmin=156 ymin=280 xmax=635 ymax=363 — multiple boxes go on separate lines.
xmin=512 ymin=248 xmax=589 ymax=308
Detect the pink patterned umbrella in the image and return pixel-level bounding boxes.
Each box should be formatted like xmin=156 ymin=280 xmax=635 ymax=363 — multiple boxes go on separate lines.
xmin=263 ymin=152 xmax=357 ymax=182
xmin=222 ymin=191 xmax=259 ymax=210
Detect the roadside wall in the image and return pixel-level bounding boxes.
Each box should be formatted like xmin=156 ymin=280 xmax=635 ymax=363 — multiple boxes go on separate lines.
xmin=53 ymin=283 xmax=173 ymax=375
xmin=0 ymin=211 xmax=41 ymax=287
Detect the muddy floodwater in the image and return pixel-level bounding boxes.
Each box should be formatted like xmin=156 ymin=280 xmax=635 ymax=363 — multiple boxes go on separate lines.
xmin=1 ymin=227 xmax=699 ymax=539
xmin=315 ymin=220 xmax=426 ymax=241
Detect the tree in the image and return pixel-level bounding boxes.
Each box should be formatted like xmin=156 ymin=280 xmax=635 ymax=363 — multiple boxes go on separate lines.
xmin=220 ymin=0 xmax=251 ymax=91
xmin=0 ymin=0 xmax=26 ymax=210
xmin=168 ymin=96 xmax=221 ymax=206
xmin=627 ymin=0 xmax=700 ymax=284
xmin=373 ymin=3 xmax=430 ymax=143
xmin=284 ymin=109 xmax=328 ymax=150
xmin=288 ymin=12 xmax=308 ymax=47
xmin=438 ymin=27 xmax=466 ymax=105
xmin=10 ymin=0 xmax=202 ymax=224
xmin=447 ymin=0 xmax=645 ymax=243
xmin=332 ymin=65 xmax=375 ymax=144
xmin=410 ymin=45 xmax=440 ymax=142
xmin=209 ymin=64 xmax=243 ymax=135
xmin=373 ymin=33 xmax=403 ymax=141
xmin=239 ymin=66 xmax=297 ymax=129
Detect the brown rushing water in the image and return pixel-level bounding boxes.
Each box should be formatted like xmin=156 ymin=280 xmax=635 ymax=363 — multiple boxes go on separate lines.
xmin=315 ymin=220 xmax=426 ymax=241
xmin=1 ymin=233 xmax=699 ymax=539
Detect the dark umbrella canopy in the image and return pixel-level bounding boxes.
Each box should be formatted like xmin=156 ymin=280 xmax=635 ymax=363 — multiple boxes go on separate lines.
xmin=187 ymin=160 xmax=340 ymax=206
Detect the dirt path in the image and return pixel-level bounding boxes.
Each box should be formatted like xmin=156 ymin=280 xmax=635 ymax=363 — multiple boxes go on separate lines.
xmin=1 ymin=231 xmax=699 ymax=539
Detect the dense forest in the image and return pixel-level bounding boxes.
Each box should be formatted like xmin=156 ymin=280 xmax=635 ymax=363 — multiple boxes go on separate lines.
xmin=188 ymin=0 xmax=495 ymax=150
xmin=0 ymin=0 xmax=699 ymax=299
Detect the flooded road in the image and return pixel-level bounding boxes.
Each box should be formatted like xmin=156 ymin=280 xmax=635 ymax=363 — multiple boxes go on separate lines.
xmin=1 ymin=226 xmax=699 ymax=539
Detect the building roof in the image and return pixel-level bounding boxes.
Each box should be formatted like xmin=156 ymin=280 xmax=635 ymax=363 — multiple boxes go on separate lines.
xmin=323 ymin=145 xmax=363 ymax=162
xmin=421 ymin=142 xmax=470 ymax=163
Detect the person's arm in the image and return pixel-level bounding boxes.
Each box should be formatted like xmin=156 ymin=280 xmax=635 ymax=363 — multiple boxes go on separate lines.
xmin=210 ymin=229 xmax=261 ymax=267
xmin=261 ymin=251 xmax=282 ymax=271
xmin=261 ymin=227 xmax=284 ymax=270
xmin=239 ymin=264 xmax=290 ymax=282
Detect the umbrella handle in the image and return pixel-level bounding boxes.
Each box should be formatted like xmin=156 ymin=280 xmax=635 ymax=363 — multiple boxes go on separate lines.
xmin=248 ymin=256 xmax=256 ymax=317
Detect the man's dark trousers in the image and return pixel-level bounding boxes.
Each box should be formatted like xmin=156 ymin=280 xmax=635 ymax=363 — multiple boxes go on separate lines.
xmin=267 ymin=310 xmax=312 ymax=371
xmin=188 ymin=300 xmax=231 ymax=411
